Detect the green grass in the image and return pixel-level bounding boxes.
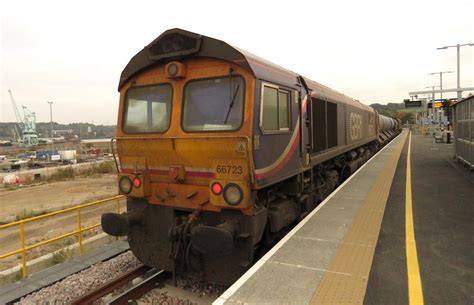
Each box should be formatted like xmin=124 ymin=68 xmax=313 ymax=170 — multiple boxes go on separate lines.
xmin=46 ymin=166 xmax=76 ymax=182
xmin=46 ymin=161 xmax=116 ymax=182
xmin=77 ymin=161 xmax=116 ymax=176
xmin=2 ymin=161 xmax=116 ymax=191
xmin=15 ymin=208 xmax=51 ymax=221
xmin=51 ymin=249 xmax=69 ymax=265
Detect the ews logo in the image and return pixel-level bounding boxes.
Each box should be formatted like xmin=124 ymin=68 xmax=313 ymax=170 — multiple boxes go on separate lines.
xmin=350 ymin=112 xmax=362 ymax=140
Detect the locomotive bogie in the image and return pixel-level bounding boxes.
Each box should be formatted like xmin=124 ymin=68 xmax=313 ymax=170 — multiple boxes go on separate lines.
xmin=120 ymin=197 xmax=267 ymax=285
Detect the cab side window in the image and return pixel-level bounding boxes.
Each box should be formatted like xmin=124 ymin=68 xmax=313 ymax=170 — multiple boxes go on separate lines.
xmin=261 ymin=84 xmax=290 ymax=132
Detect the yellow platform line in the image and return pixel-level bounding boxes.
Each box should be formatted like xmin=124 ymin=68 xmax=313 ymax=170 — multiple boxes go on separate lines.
xmin=405 ymin=131 xmax=424 ymax=304
xmin=310 ymin=130 xmax=408 ymax=304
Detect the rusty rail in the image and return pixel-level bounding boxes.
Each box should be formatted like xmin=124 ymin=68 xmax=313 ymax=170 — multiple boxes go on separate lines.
xmin=107 ymin=269 xmax=171 ymax=305
xmin=70 ymin=264 xmax=152 ymax=305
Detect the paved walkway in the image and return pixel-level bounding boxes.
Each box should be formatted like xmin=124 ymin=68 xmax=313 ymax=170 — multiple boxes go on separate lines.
xmin=215 ymin=131 xmax=407 ymax=304
xmin=216 ymin=130 xmax=474 ymax=304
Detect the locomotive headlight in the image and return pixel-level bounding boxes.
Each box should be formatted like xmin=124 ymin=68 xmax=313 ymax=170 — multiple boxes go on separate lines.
xmin=119 ymin=176 xmax=133 ymax=194
xmin=165 ymin=62 xmax=186 ymax=78
xmin=223 ymin=183 xmax=243 ymax=206
xmin=167 ymin=63 xmax=179 ymax=76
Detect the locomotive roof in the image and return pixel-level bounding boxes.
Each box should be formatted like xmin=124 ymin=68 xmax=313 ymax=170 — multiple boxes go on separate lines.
xmin=119 ymin=28 xmax=372 ymax=111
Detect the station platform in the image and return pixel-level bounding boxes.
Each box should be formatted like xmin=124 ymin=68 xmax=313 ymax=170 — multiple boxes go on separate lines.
xmin=0 ymin=240 xmax=129 ymax=304
xmin=215 ymin=129 xmax=474 ymax=305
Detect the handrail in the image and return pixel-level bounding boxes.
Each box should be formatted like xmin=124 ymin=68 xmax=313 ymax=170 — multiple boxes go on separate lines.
xmin=0 ymin=195 xmax=125 ymax=278
xmin=111 ymin=137 xmax=120 ymax=173
xmin=0 ymin=195 xmax=124 ymax=230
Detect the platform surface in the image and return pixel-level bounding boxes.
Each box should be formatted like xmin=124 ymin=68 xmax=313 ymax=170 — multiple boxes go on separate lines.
xmin=215 ymin=129 xmax=474 ymax=305
xmin=365 ymin=132 xmax=474 ymax=305
xmin=0 ymin=240 xmax=129 ymax=304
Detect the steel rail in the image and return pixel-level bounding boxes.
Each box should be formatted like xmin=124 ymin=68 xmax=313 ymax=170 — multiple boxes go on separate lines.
xmin=70 ymin=264 xmax=152 ymax=305
xmin=106 ymin=269 xmax=172 ymax=305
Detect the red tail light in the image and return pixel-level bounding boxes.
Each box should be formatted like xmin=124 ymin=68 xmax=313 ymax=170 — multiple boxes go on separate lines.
xmin=211 ymin=182 xmax=223 ymax=195
xmin=133 ymin=177 xmax=141 ymax=188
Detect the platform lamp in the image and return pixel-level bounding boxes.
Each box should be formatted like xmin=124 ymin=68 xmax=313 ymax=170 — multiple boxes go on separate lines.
xmin=437 ymin=43 xmax=474 ymax=100
xmin=425 ymin=85 xmax=440 ymax=102
xmin=427 ymin=71 xmax=454 ymax=100
xmin=47 ymin=101 xmax=54 ymax=160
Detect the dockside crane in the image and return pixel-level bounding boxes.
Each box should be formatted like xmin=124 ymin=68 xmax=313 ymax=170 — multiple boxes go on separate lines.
xmin=8 ymin=90 xmax=38 ymax=146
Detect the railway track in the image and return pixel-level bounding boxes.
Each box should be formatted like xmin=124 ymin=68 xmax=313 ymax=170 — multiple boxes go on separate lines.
xmin=71 ymin=264 xmax=171 ymax=305
xmin=106 ymin=269 xmax=171 ymax=304
xmin=12 ymin=249 xmax=221 ymax=304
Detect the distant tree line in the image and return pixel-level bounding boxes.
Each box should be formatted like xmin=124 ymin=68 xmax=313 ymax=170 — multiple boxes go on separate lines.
xmin=0 ymin=122 xmax=116 ymax=140
xmin=370 ymin=102 xmax=415 ymax=123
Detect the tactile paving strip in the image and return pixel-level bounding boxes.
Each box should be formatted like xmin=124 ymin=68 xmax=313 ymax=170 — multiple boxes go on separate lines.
xmin=310 ymin=130 xmax=408 ymax=304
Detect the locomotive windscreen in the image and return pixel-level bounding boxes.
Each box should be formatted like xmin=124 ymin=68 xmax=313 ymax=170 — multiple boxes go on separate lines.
xmin=182 ymin=76 xmax=245 ymax=132
xmin=123 ymin=84 xmax=173 ymax=133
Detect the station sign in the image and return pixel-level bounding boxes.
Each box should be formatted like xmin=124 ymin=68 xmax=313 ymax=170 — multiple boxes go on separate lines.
xmin=404 ymin=99 xmax=422 ymax=108
xmin=432 ymin=100 xmax=455 ymax=108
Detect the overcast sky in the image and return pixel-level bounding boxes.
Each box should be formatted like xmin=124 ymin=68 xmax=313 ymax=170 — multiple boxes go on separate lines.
xmin=1 ymin=0 xmax=473 ymax=124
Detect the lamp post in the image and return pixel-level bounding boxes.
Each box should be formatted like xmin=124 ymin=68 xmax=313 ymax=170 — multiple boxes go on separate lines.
xmin=425 ymin=85 xmax=441 ymax=102
xmin=424 ymin=86 xmax=440 ymax=126
xmin=428 ymin=71 xmax=454 ymax=100
xmin=437 ymin=43 xmax=474 ymax=100
xmin=47 ymin=101 xmax=54 ymax=159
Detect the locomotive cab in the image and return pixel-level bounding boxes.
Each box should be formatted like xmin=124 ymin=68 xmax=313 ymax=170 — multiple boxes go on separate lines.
xmin=102 ymin=29 xmax=268 ymax=284
xmin=114 ymin=57 xmax=255 ymax=212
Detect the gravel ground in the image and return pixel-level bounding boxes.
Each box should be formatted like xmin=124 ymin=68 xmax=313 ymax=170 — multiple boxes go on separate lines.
xmin=139 ymin=291 xmax=198 ymax=305
xmin=138 ymin=276 xmax=226 ymax=304
xmin=174 ymin=276 xmax=226 ymax=298
xmin=15 ymin=251 xmax=140 ymax=305
xmin=15 ymin=251 xmax=227 ymax=305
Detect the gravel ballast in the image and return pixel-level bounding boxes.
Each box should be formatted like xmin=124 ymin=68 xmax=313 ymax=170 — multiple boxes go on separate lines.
xmin=16 ymin=251 xmax=140 ymax=304
xmin=16 ymin=251 xmax=228 ymax=304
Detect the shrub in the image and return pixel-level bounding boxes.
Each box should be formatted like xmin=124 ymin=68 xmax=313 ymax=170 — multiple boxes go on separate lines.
xmin=78 ymin=161 xmax=116 ymax=176
xmin=47 ymin=166 xmax=75 ymax=182
xmin=15 ymin=208 xmax=51 ymax=221
xmin=51 ymin=250 xmax=68 ymax=265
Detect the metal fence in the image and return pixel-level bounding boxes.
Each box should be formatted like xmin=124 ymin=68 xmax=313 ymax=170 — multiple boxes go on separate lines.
xmin=0 ymin=195 xmax=125 ymax=278
xmin=453 ymin=96 xmax=474 ymax=169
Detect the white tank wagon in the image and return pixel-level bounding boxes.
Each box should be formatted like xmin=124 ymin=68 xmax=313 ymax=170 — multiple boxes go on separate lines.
xmin=378 ymin=114 xmax=401 ymax=143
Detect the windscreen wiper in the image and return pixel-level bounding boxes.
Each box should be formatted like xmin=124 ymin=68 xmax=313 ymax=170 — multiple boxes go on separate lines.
xmin=223 ymin=84 xmax=240 ymax=124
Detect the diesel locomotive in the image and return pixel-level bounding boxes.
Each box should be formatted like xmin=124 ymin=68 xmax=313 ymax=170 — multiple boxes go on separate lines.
xmin=102 ymin=28 xmax=401 ymax=284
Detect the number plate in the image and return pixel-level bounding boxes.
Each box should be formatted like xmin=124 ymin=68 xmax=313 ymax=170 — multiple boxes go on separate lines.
xmin=213 ymin=159 xmax=247 ymax=180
